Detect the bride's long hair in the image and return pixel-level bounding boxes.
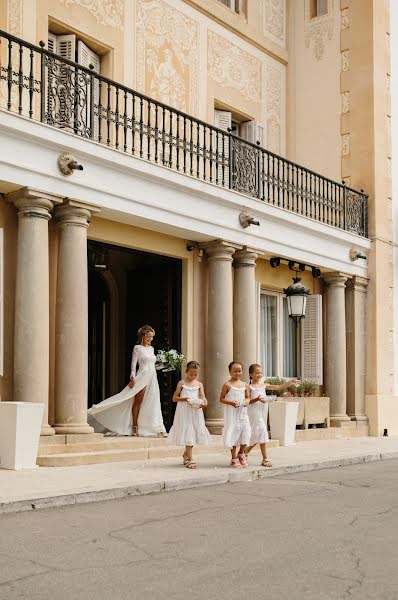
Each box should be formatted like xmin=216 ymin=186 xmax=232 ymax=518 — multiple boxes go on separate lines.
xmin=137 ymin=324 xmax=155 ymax=344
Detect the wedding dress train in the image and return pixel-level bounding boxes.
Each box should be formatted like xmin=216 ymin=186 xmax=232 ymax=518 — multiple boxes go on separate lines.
xmin=88 ymin=345 xmax=166 ymax=437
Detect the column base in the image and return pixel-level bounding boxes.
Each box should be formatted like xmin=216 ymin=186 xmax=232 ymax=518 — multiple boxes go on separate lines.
xmin=330 ymin=415 xmax=352 ymax=427
xmin=365 ymin=395 xmax=398 ymax=436
xmin=348 ymin=415 xmax=369 ymax=424
xmin=54 ymin=423 xmax=94 ymax=435
xmin=205 ymin=418 xmax=224 ymax=435
xmin=41 ymin=424 xmax=55 ymax=436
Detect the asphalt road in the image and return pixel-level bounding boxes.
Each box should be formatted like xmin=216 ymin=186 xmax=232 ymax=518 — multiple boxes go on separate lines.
xmin=1 ymin=459 xmax=398 ymax=600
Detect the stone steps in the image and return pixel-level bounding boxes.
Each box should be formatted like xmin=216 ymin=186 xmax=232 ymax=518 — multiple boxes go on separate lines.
xmin=37 ymin=425 xmax=369 ymax=467
xmin=37 ymin=435 xmax=280 ymax=467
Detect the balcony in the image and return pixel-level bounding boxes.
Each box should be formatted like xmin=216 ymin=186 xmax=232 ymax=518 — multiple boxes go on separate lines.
xmin=0 ymin=30 xmax=368 ymax=238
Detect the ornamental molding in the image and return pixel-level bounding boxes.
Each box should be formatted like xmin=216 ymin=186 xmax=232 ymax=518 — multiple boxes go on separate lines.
xmin=266 ymin=63 xmax=281 ymax=154
xmin=136 ymin=0 xmax=199 ymax=115
xmin=60 ymin=0 xmax=124 ymax=31
xmin=263 ymin=0 xmax=286 ymax=46
xmin=304 ymin=0 xmax=334 ymax=61
xmin=208 ymin=31 xmax=262 ymax=102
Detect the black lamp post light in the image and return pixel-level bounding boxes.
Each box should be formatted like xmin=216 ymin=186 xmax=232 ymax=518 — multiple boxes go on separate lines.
xmin=270 ymin=257 xmax=321 ymax=326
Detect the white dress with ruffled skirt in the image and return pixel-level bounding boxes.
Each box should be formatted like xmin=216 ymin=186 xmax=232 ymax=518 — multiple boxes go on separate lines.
xmin=222 ymin=385 xmax=251 ymax=449
xmin=248 ymin=385 xmax=269 ymax=445
xmin=88 ymin=344 xmax=166 ymax=437
xmin=168 ymin=385 xmax=212 ymax=446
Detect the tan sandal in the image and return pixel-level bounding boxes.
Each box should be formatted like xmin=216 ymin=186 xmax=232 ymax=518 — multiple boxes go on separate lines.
xmin=261 ymin=459 xmax=272 ymax=467
xmin=230 ymin=458 xmax=242 ymax=469
xmin=183 ymin=452 xmax=189 ymax=466
xmin=131 ymin=426 xmax=138 ymax=437
xmin=185 ymin=460 xmax=196 ymax=469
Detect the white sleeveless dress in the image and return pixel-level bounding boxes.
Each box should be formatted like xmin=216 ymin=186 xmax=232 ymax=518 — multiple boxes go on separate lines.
xmin=222 ymin=385 xmax=251 ymax=449
xmin=168 ymin=384 xmax=212 ymax=446
xmin=88 ymin=344 xmax=166 ymax=437
xmin=248 ymin=385 xmax=269 ymax=445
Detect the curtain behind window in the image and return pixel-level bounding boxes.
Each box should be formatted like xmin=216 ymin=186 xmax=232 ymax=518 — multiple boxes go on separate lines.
xmin=260 ymin=294 xmax=277 ymax=376
xmin=283 ymin=297 xmax=297 ymax=377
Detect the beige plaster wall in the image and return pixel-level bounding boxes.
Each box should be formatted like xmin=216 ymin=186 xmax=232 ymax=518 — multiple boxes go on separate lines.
xmin=287 ymin=0 xmax=342 ymax=181
xmin=256 ymin=258 xmax=318 ymax=294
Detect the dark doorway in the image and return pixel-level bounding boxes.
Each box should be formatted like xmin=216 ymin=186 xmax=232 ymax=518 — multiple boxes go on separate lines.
xmin=87 ymin=241 xmax=182 ymax=431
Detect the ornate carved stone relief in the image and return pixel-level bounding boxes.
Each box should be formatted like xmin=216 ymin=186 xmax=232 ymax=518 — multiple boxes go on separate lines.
xmin=341 ymin=50 xmax=350 ymax=72
xmin=341 ymin=91 xmax=350 ymax=114
xmin=266 ymin=63 xmax=281 ymax=154
xmin=304 ymin=0 xmax=334 ymax=61
xmin=8 ymin=0 xmax=23 ymax=35
xmin=1 ymin=0 xmax=23 ymax=107
xmin=208 ymin=31 xmax=262 ymax=102
xmin=342 ymin=133 xmax=350 ymax=156
xmin=264 ymin=0 xmax=285 ymax=46
xmin=341 ymin=7 xmax=350 ymax=30
xmin=136 ymin=0 xmax=199 ymax=114
xmin=60 ymin=0 xmax=124 ymax=30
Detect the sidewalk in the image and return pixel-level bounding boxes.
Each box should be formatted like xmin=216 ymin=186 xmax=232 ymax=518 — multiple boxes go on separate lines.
xmin=1 ymin=437 xmax=398 ymax=514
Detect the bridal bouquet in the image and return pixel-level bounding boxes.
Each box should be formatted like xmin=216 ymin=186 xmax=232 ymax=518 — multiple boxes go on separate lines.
xmin=156 ymin=349 xmax=185 ymax=373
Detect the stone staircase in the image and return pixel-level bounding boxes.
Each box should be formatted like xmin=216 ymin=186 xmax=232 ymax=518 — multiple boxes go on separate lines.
xmin=37 ymin=434 xmax=279 ymax=467
xmin=37 ymin=422 xmax=368 ymax=467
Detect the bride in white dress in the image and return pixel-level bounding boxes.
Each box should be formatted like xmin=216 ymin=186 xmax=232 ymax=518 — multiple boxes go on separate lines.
xmin=88 ymin=325 xmax=167 ymax=437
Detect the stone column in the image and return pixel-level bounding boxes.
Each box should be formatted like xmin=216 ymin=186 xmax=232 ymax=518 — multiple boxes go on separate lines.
xmin=204 ymin=241 xmax=235 ymax=434
xmin=324 ymin=273 xmax=350 ymax=426
xmin=233 ymin=248 xmax=258 ymax=376
xmin=53 ymin=200 xmax=98 ymax=434
xmin=346 ymin=276 xmax=369 ymax=423
xmin=8 ymin=188 xmax=61 ymax=436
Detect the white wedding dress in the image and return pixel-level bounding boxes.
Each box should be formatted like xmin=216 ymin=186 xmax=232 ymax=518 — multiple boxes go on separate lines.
xmin=88 ymin=344 xmax=166 ymax=437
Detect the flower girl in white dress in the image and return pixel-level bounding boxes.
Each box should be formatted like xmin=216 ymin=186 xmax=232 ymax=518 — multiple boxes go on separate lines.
xmin=168 ymin=361 xmax=212 ymax=469
xmin=219 ymin=361 xmax=251 ymax=468
xmin=246 ymin=364 xmax=299 ymax=466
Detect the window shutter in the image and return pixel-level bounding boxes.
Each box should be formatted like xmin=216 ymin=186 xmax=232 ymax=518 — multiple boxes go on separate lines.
xmin=239 ymin=121 xmax=264 ymax=146
xmin=214 ymin=110 xmax=231 ymax=186
xmin=56 ymin=34 xmax=76 ymax=61
xmin=47 ymin=32 xmax=57 ymax=54
xmin=301 ymin=294 xmax=323 ymax=384
xmin=77 ymin=40 xmax=100 ymax=139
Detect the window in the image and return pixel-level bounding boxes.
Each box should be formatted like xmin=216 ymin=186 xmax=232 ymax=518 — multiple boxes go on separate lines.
xmin=217 ymin=0 xmax=245 ymax=15
xmin=310 ymin=0 xmax=328 ymax=19
xmin=214 ymin=109 xmax=263 ymax=145
xmin=259 ymin=290 xmax=296 ymax=378
xmin=47 ymin=32 xmax=101 ymax=135
xmin=258 ymin=289 xmax=323 ymax=382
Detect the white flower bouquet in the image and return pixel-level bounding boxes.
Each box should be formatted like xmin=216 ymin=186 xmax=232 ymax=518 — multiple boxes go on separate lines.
xmin=156 ymin=349 xmax=185 ymax=373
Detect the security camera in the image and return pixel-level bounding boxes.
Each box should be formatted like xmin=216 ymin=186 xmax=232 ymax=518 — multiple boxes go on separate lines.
xmin=350 ymin=248 xmax=367 ymax=261
xmin=58 ymin=153 xmax=84 ymax=176
xmin=239 ymin=212 xmax=260 ymax=228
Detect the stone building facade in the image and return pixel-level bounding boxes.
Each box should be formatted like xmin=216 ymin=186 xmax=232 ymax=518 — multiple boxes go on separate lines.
xmin=0 ymin=0 xmax=395 ymax=453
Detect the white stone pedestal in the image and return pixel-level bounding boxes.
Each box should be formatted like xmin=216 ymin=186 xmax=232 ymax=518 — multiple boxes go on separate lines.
xmin=0 ymin=402 xmax=44 ymax=469
xmin=269 ymin=400 xmax=299 ymax=446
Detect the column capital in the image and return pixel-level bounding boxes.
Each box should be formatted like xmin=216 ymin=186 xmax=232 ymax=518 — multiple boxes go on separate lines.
xmin=233 ymin=247 xmax=258 ymax=268
xmin=7 ymin=187 xmax=63 ymax=220
xmin=201 ymin=240 xmax=236 ymax=263
xmin=54 ymin=200 xmax=101 ymax=229
xmin=346 ymin=275 xmax=369 ymax=292
xmin=323 ymin=272 xmax=349 ymax=288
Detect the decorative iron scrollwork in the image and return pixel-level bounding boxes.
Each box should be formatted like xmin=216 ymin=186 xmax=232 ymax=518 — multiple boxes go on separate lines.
xmin=231 ymin=137 xmax=259 ymax=197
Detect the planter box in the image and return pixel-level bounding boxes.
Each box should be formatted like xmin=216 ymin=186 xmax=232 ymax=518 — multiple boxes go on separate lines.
xmin=284 ymin=396 xmax=330 ymax=429
xmin=0 ymin=402 xmax=44 ymax=470
xmin=285 ymin=397 xmax=305 ymax=426
xmin=303 ymin=396 xmax=330 ymax=429
xmin=269 ymin=400 xmax=299 ymax=446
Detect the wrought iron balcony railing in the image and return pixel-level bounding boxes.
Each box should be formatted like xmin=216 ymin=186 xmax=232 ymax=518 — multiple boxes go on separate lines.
xmin=0 ymin=30 xmax=368 ymax=237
